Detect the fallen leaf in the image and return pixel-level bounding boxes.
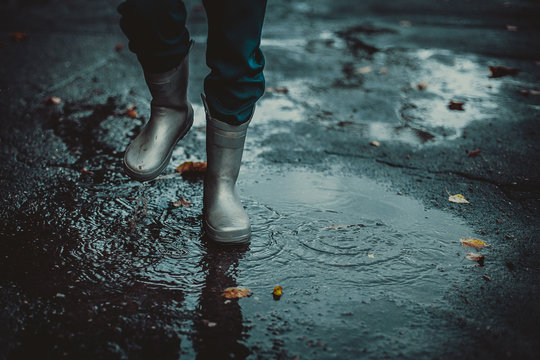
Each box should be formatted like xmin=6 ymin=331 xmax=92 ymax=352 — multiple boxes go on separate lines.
xmin=448 ymin=194 xmax=470 ymax=204
xmin=460 ymin=238 xmax=489 ymax=248
xmin=417 ymin=81 xmax=428 ymax=91
xmin=466 ymin=253 xmax=486 ymax=266
xmin=505 ymin=25 xmax=518 ymax=32
xmin=355 ymin=66 xmax=372 ymax=74
xmin=172 ymin=197 xmax=191 ymax=207
xmin=221 ymin=287 xmax=251 ymax=299
xmin=399 ymin=20 xmax=412 ymax=27
xmin=272 ymin=286 xmax=283 ymax=300
xmin=370 ymin=140 xmax=381 ymax=147
xmin=467 ymin=149 xmax=481 ymax=157
xmin=202 ymin=320 xmax=217 ymax=327
xmin=448 ymin=100 xmax=465 ymax=111
xmin=328 ymin=224 xmax=365 ymax=230
xmin=520 ymin=89 xmax=540 ymax=96
xmin=80 ymin=167 xmax=94 ymax=175
xmin=44 ymin=96 xmax=62 ymax=105
xmin=125 ymin=104 xmax=138 ymax=119
xmin=489 ymin=66 xmax=520 ymax=78
xmin=368 ymin=254 xmax=375 ymax=258
xmin=175 ymin=161 xmax=207 ymax=175
xmin=10 ymin=32 xmax=28 ymax=41
xmin=266 ymin=86 xmax=289 ymax=94
xmin=114 ymin=43 xmax=124 ymax=52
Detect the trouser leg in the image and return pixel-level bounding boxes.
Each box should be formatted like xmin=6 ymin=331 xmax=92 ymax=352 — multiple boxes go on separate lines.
xmin=118 ymin=0 xmax=191 ymax=73
xmin=202 ymin=0 xmax=268 ymax=125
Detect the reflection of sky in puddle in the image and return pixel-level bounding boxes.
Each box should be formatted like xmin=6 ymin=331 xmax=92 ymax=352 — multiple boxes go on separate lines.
xmin=401 ymin=49 xmax=500 ymax=141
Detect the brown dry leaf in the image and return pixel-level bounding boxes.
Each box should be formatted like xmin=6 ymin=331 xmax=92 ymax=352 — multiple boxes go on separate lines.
xmin=489 ymin=66 xmax=520 ymax=78
xmin=467 ymin=149 xmax=481 ymax=157
xmin=221 ymin=287 xmax=251 ymax=299
xmin=175 ymin=161 xmax=207 ymax=175
xmin=266 ymin=86 xmax=289 ymax=94
xmin=370 ymin=140 xmax=381 ymax=147
xmin=10 ymin=32 xmax=28 ymax=42
xmin=80 ymin=167 xmax=94 ymax=175
xmin=114 ymin=43 xmax=124 ymax=52
xmin=466 ymin=253 xmax=486 ymax=266
xmin=448 ymin=100 xmax=465 ymax=111
xmin=417 ymin=81 xmax=428 ymax=91
xmin=355 ymin=66 xmax=372 ymax=74
xmin=172 ymin=197 xmax=191 ymax=207
xmin=448 ymin=194 xmax=470 ymax=204
xmin=460 ymin=238 xmax=489 ymax=248
xmin=125 ymin=104 xmax=138 ymax=119
xmin=44 ymin=96 xmax=62 ymax=105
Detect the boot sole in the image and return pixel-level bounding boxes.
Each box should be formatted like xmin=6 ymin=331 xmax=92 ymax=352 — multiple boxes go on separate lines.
xmin=204 ymin=219 xmax=251 ymax=245
xmin=123 ymin=108 xmax=194 ymax=182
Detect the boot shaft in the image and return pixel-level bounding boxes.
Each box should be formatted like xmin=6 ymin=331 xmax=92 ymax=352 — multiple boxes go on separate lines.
xmin=144 ymin=42 xmax=193 ymax=110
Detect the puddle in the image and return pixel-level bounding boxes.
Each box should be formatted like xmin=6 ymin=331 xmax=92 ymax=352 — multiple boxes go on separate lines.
xmin=241 ymin=168 xmax=472 ymax=303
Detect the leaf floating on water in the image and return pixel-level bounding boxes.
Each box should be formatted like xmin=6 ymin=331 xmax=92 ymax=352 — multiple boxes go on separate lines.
xmin=221 ymin=287 xmax=251 ymax=299
xmin=272 ymin=286 xmax=283 ymax=300
xmin=489 ymin=66 xmax=520 ymax=78
xmin=172 ymin=197 xmax=191 ymax=207
xmin=448 ymin=194 xmax=470 ymax=204
xmin=448 ymin=100 xmax=465 ymax=111
xmin=466 ymin=253 xmax=486 ymax=266
xmin=417 ymin=81 xmax=428 ymax=91
xmin=175 ymin=161 xmax=207 ymax=175
xmin=460 ymin=238 xmax=489 ymax=248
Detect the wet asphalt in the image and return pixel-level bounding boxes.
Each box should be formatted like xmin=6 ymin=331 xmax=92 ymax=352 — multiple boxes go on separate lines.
xmin=1 ymin=0 xmax=539 ymax=359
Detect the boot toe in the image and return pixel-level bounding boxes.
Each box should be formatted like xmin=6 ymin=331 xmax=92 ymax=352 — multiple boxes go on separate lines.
xmin=204 ymin=213 xmax=251 ymax=244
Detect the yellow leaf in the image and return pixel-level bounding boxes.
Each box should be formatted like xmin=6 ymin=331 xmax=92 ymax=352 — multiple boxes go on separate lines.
xmin=272 ymin=286 xmax=282 ymax=297
xmin=449 ymin=194 xmax=470 ymax=204
xmin=355 ymin=66 xmax=372 ymax=74
xmin=221 ymin=287 xmax=251 ymax=299
xmin=460 ymin=238 xmax=489 ymax=248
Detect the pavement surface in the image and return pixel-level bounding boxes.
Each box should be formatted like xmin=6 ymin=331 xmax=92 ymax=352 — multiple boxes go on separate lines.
xmin=1 ymin=0 xmax=539 ymax=359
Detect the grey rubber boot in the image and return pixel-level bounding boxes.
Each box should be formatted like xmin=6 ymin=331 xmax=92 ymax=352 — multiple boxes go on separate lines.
xmin=202 ymin=95 xmax=252 ymax=244
xmin=124 ymin=48 xmax=194 ymax=182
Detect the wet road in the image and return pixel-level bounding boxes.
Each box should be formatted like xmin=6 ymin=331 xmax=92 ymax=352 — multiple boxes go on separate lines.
xmin=1 ymin=0 xmax=540 ymax=359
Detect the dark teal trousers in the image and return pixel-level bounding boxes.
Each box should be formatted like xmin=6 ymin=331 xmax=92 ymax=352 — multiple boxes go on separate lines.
xmin=118 ymin=0 xmax=267 ymax=124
